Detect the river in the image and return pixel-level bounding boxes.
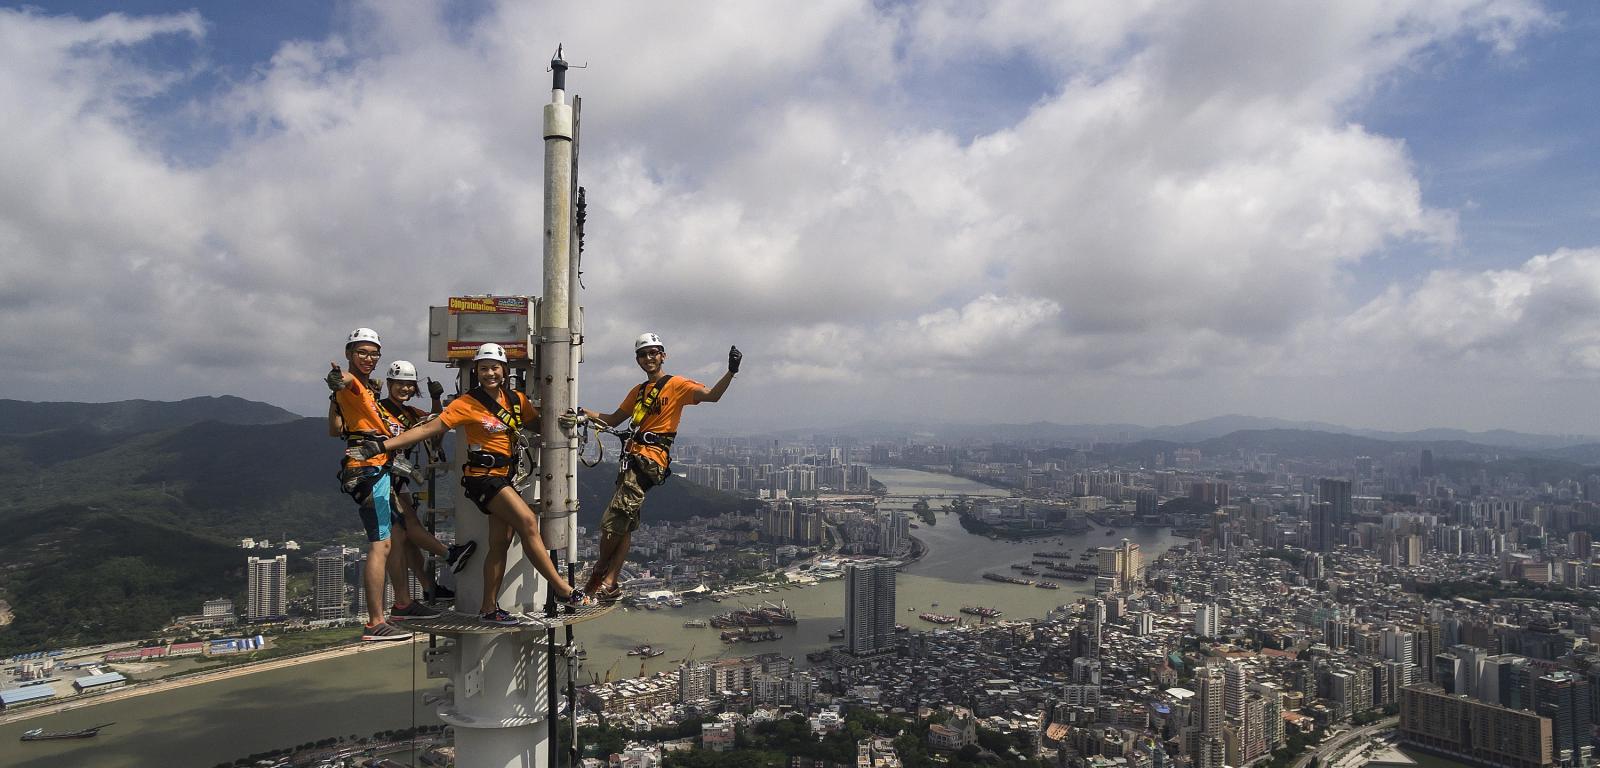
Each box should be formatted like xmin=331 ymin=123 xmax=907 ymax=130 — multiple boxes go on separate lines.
xmin=1 ymin=466 xmax=1182 ymax=767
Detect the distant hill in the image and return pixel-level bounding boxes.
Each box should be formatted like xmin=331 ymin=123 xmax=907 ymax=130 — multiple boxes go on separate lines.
xmin=0 ymin=397 xmax=751 ymax=654
xmin=0 ymin=396 xmax=301 ymax=436
xmin=790 ymin=415 xmax=1595 ymax=451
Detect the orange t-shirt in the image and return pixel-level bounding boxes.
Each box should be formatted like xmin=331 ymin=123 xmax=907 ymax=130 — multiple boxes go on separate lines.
xmin=336 ymin=376 xmax=399 ymax=469
xmin=617 ymin=375 xmax=703 ymax=468
xmin=440 ymin=388 xmax=538 ymax=477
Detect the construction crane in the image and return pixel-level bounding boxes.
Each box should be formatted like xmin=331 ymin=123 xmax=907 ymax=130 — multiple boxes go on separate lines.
xmin=599 ymin=655 xmax=624 ymax=685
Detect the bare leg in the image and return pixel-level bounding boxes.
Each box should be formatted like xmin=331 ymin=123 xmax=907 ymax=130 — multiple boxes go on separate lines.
xmin=586 ymin=531 xmax=629 ymax=594
xmin=404 ymin=538 xmax=437 ymax=593
xmin=387 ymin=526 xmax=413 ymax=606
xmin=363 ymin=539 xmax=390 ymax=625
xmin=486 ymin=487 xmax=575 ymax=598
xmin=602 ymin=532 xmax=633 ymax=591
xmin=396 ymin=492 xmax=448 ymax=557
xmin=480 ymin=517 xmax=513 ymax=614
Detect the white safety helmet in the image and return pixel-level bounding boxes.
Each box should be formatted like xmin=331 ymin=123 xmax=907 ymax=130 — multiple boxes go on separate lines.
xmin=346 ymin=327 xmax=382 ymax=349
xmin=634 ymin=332 xmax=665 ymax=354
xmin=386 ymin=360 xmax=418 ymax=381
xmin=474 ymin=343 xmax=508 ymax=364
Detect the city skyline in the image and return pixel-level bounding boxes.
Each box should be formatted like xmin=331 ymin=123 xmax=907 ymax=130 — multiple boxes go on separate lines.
xmin=1 ymin=3 xmax=1599 ymax=434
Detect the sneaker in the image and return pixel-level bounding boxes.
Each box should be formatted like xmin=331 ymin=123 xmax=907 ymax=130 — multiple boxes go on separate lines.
xmin=446 ymin=541 xmax=478 ymax=574
xmin=390 ymin=601 xmax=442 ymax=620
xmin=426 ymin=584 xmax=455 ymax=602
xmin=560 ymin=589 xmax=597 ymax=608
xmin=362 ymin=622 xmax=414 ymax=642
xmin=480 ymin=608 xmax=522 ymax=626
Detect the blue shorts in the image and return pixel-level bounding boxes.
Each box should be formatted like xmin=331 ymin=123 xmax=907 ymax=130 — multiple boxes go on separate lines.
xmin=341 ymin=467 xmax=407 ymax=542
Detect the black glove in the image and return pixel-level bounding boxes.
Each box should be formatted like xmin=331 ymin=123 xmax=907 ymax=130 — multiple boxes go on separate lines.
xmin=728 ymin=345 xmax=742 ymax=374
xmin=346 ymin=439 xmax=386 ymax=461
xmin=325 ymin=363 xmax=345 ymax=392
xmin=427 ymin=378 xmax=444 ymax=399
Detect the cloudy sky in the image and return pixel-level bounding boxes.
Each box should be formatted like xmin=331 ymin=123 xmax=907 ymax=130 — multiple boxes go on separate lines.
xmin=2 ymin=1 xmax=1598 ymax=435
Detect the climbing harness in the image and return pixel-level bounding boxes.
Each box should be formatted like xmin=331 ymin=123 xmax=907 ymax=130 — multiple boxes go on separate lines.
xmin=463 ymin=387 xmax=537 ymax=491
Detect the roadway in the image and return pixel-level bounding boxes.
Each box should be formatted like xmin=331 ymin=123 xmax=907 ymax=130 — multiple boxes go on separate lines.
xmin=1293 ymin=716 xmax=1399 ymax=768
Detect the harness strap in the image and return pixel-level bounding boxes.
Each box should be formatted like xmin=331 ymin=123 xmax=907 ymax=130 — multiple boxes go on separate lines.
xmin=378 ymin=398 xmax=420 ymax=429
xmin=464 ymin=387 xmax=529 ymax=471
xmin=630 ymin=375 xmax=674 ymax=425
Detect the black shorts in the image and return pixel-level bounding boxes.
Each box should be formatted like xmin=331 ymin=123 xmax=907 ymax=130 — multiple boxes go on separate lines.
xmin=461 ymin=475 xmax=513 ymax=516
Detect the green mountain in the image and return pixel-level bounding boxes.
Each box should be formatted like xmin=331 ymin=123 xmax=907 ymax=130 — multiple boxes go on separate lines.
xmin=0 ymin=396 xmax=301 ymax=435
xmin=0 ymin=398 xmax=751 ymax=655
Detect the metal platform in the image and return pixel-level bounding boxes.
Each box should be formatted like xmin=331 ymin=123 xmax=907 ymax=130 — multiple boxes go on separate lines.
xmin=404 ymin=602 xmax=617 ymax=635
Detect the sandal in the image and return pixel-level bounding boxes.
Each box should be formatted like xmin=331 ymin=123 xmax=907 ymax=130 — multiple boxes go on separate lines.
xmin=595 ymin=584 xmax=624 ymax=603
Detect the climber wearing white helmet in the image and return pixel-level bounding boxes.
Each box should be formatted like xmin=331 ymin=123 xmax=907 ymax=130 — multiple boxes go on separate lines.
xmin=325 ymin=328 xmax=438 ymax=642
xmin=350 ymin=342 xmax=595 ymax=622
xmin=375 ymin=360 xmax=476 ymax=602
xmin=562 ymin=332 xmax=741 ymax=604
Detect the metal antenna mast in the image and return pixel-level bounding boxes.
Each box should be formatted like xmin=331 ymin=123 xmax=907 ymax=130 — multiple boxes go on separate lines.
xmin=415 ymin=43 xmax=596 ymax=768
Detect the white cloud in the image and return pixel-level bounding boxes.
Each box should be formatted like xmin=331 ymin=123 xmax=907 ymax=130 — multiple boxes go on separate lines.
xmin=1341 ymin=248 xmax=1600 ymax=373
xmin=0 ymin=0 xmax=1588 ymax=432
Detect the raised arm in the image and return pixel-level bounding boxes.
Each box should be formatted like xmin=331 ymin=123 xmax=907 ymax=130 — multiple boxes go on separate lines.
xmin=692 ymin=346 xmax=741 ymax=404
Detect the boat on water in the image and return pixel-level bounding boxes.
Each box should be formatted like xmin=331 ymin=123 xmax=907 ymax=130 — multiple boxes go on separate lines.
xmin=960 ymin=606 xmax=1003 ymax=618
xmin=721 ymin=628 xmax=782 ymax=644
xmin=1036 ymin=581 xmax=1060 ymax=590
xmin=683 ymin=618 xmax=709 ymax=628
xmin=626 ymin=645 xmax=665 ymax=657
xmin=919 ymin=612 xmax=958 ymax=624
xmin=708 ymin=601 xmax=798 ymax=629
xmin=828 ymin=628 xmax=845 ymax=639
xmin=982 ymin=572 xmax=1034 ymax=586
xmin=21 ymin=723 xmax=113 ymax=741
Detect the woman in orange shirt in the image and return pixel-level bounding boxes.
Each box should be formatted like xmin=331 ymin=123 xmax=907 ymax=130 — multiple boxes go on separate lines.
xmin=350 ymin=343 xmax=592 ymax=623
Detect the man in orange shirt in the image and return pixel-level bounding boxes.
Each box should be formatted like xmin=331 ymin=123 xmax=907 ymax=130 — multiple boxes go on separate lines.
xmin=565 ymin=333 xmax=740 ymax=602
xmin=326 ymin=328 xmax=438 ymax=642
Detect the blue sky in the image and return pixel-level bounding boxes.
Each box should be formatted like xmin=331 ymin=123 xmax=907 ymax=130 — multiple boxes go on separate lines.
xmin=3 ymin=1 xmax=1598 ymax=434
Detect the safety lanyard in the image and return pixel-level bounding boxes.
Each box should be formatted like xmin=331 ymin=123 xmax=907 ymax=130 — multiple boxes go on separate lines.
xmin=630 ymin=375 xmax=673 ymax=426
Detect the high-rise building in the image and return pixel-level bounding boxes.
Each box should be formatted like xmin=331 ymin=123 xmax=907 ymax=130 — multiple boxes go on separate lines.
xmin=1241 ymin=695 xmax=1267 ymax=762
xmin=1533 ymin=671 xmax=1591 ymax=766
xmin=246 ymin=554 xmax=287 ymax=621
xmin=1096 ymin=547 xmax=1125 ymax=591
xmin=1136 ymin=489 xmax=1160 ymax=519
xmin=1401 ymin=684 xmax=1555 ymax=768
xmin=1196 ymin=665 xmax=1226 ymax=736
xmin=845 ymin=560 xmax=896 ymax=656
xmin=1309 ymin=502 xmax=1335 ymax=552
xmin=313 ymin=546 xmax=347 ymax=620
xmin=1225 ymin=661 xmax=1250 ymax=720
xmin=1479 ymin=655 xmax=1533 ymax=710
xmin=1120 ymin=538 xmax=1143 ymax=586
xmin=1195 ymin=604 xmax=1221 ymax=639
xmin=1320 ymin=478 xmax=1353 ymax=526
